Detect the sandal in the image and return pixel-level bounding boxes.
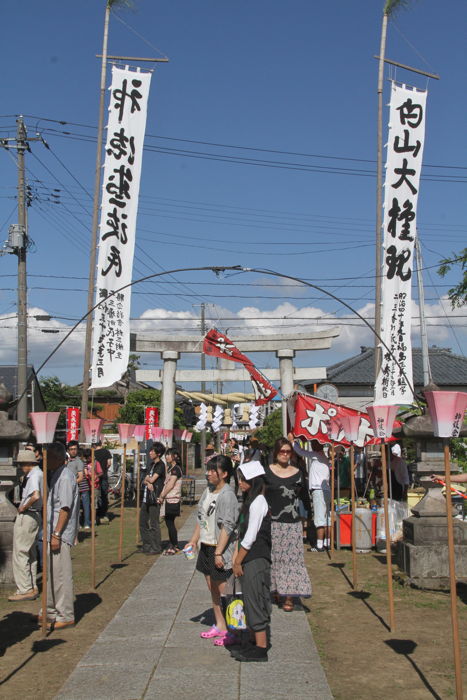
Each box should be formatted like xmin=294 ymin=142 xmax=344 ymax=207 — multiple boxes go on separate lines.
xmin=213 ymin=632 xmax=238 ymax=647
xmin=200 ymin=625 xmax=225 ymax=639
xmin=164 ymin=548 xmax=176 ymax=556
xmin=282 ymin=598 xmax=294 ymax=612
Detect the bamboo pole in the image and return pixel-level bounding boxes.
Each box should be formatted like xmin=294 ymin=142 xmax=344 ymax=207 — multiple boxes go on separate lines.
xmin=380 ymin=442 xmax=395 ymax=632
xmin=330 ymin=443 xmax=335 ymax=555
xmin=90 ymin=445 xmax=96 ymax=590
xmin=336 ymin=449 xmax=341 ymax=549
xmin=118 ymin=445 xmax=127 ymax=562
xmin=350 ymin=444 xmax=358 ymax=589
xmin=443 ymin=440 xmax=463 ymax=700
xmin=135 ymin=443 xmax=141 ymax=544
xmin=41 ymin=446 xmax=48 ymax=637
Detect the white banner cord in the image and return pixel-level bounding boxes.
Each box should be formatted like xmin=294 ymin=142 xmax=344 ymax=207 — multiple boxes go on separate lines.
xmin=375 ymin=82 xmax=427 ymax=406
xmin=90 ymin=66 xmax=152 ymax=389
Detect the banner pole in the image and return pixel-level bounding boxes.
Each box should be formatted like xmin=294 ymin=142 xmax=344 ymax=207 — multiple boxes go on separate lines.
xmin=330 ymin=443 xmax=335 ymax=555
xmin=118 ymin=445 xmax=127 ymax=562
xmin=91 ymin=445 xmax=96 ymax=590
xmin=41 ymin=446 xmax=48 ymax=637
xmin=350 ymin=444 xmax=358 ymax=590
xmin=336 ymin=448 xmax=341 ymax=550
xmin=135 ymin=443 xmax=141 ymax=544
xmin=443 ymin=439 xmax=463 ymax=700
xmin=381 ymin=441 xmax=395 ymax=632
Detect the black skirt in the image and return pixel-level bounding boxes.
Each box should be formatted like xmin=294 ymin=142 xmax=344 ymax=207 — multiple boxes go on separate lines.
xmin=164 ymin=501 xmax=180 ymax=517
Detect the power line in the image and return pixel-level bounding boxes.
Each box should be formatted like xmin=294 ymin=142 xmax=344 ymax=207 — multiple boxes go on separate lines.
xmin=9 ymin=114 xmax=467 ymax=172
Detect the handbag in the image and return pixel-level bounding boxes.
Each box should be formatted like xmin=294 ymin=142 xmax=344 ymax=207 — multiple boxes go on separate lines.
xmin=225 ymin=579 xmax=247 ymax=630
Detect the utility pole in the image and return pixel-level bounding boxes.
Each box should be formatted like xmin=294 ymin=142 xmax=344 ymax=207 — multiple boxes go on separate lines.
xmin=1 ymin=117 xmax=40 ymax=424
xmin=16 ymin=117 xmax=28 ymax=425
xmin=200 ymin=303 xmax=207 ymax=465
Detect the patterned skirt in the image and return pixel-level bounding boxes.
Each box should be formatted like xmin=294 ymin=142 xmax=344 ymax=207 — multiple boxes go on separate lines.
xmin=270 ymin=521 xmax=312 ymax=598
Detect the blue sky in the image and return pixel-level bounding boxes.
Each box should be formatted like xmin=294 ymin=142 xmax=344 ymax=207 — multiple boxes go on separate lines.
xmin=0 ymin=0 xmax=466 ymax=390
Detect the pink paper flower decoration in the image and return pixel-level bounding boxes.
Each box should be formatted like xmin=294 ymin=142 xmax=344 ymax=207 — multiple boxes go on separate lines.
xmin=340 ymin=413 xmax=361 ymax=444
xmin=30 ymin=412 xmax=61 ymax=444
xmin=328 ymin=416 xmax=344 ymax=442
xmin=366 ymin=404 xmax=398 ymax=440
xmin=118 ymin=423 xmax=134 ymax=445
xmin=151 ymin=426 xmax=163 ymax=441
xmin=133 ymin=425 xmax=146 ymax=443
xmin=82 ymin=418 xmax=104 ymax=444
xmin=424 ymin=391 xmax=467 ymax=438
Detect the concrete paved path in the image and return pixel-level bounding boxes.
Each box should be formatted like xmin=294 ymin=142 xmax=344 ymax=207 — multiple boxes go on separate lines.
xmin=55 ymin=512 xmax=332 ymax=700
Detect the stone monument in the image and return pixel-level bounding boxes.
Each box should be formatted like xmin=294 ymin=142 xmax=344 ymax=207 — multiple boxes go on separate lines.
xmin=398 ymin=483 xmax=467 ymax=589
xmin=397 ymin=411 xmax=467 ymax=590
xmin=0 ymin=381 xmax=31 ymax=589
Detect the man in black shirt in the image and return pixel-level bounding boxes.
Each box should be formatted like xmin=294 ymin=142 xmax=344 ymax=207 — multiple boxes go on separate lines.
xmin=94 ymin=442 xmax=112 ymax=522
xmin=140 ymin=442 xmax=166 ymax=554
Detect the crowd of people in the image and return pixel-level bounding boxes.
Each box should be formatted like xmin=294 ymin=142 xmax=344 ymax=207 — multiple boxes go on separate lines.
xmin=7 ymin=437 xmax=184 ymax=630
xmin=7 ymin=431 xmax=411 ymax=655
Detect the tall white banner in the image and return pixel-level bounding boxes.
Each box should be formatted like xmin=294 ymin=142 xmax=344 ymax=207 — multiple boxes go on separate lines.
xmin=91 ymin=67 xmax=151 ymax=388
xmin=375 ymin=82 xmax=427 ymax=405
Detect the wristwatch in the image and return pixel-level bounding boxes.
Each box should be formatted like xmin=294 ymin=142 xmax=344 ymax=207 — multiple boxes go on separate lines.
xmin=52 ymin=531 xmax=62 ymax=538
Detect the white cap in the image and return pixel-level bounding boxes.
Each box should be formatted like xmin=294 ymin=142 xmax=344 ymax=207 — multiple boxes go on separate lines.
xmin=239 ymin=460 xmax=265 ymax=480
xmin=391 ymin=443 xmax=401 ymax=457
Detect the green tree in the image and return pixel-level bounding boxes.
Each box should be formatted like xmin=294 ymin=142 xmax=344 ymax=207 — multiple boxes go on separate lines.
xmin=254 ymin=409 xmax=282 ymax=448
xmin=118 ymin=389 xmax=185 ymax=428
xmin=451 ymin=438 xmax=467 ymax=473
xmin=39 ymin=376 xmax=82 ymax=428
xmin=438 ymin=248 xmax=467 ymax=308
xmin=117 ymin=388 xmax=161 ymax=424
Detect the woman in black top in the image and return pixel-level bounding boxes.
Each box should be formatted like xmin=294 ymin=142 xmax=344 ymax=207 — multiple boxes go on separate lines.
xmin=264 ymin=437 xmax=311 ymax=611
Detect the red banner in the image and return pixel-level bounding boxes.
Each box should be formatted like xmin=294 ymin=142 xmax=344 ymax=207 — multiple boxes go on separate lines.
xmin=145 ymin=406 xmax=159 ymax=440
xmin=203 ymin=328 xmax=277 ymax=406
xmin=292 ymin=394 xmax=396 ymax=447
xmin=66 ymin=407 xmax=80 ymax=443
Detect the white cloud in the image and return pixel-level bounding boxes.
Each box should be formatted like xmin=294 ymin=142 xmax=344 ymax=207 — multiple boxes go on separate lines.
xmin=0 ymin=295 xmax=464 ymax=384
xmin=0 ymin=307 xmax=85 ymax=374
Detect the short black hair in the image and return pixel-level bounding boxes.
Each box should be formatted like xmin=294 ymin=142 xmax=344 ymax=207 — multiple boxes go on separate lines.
xmin=67 ymin=440 xmax=79 ymax=449
xmin=149 ymin=441 xmax=166 ymax=457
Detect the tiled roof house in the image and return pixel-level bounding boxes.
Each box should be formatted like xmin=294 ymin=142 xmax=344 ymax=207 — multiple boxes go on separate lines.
xmin=305 ymin=347 xmax=467 ymax=410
